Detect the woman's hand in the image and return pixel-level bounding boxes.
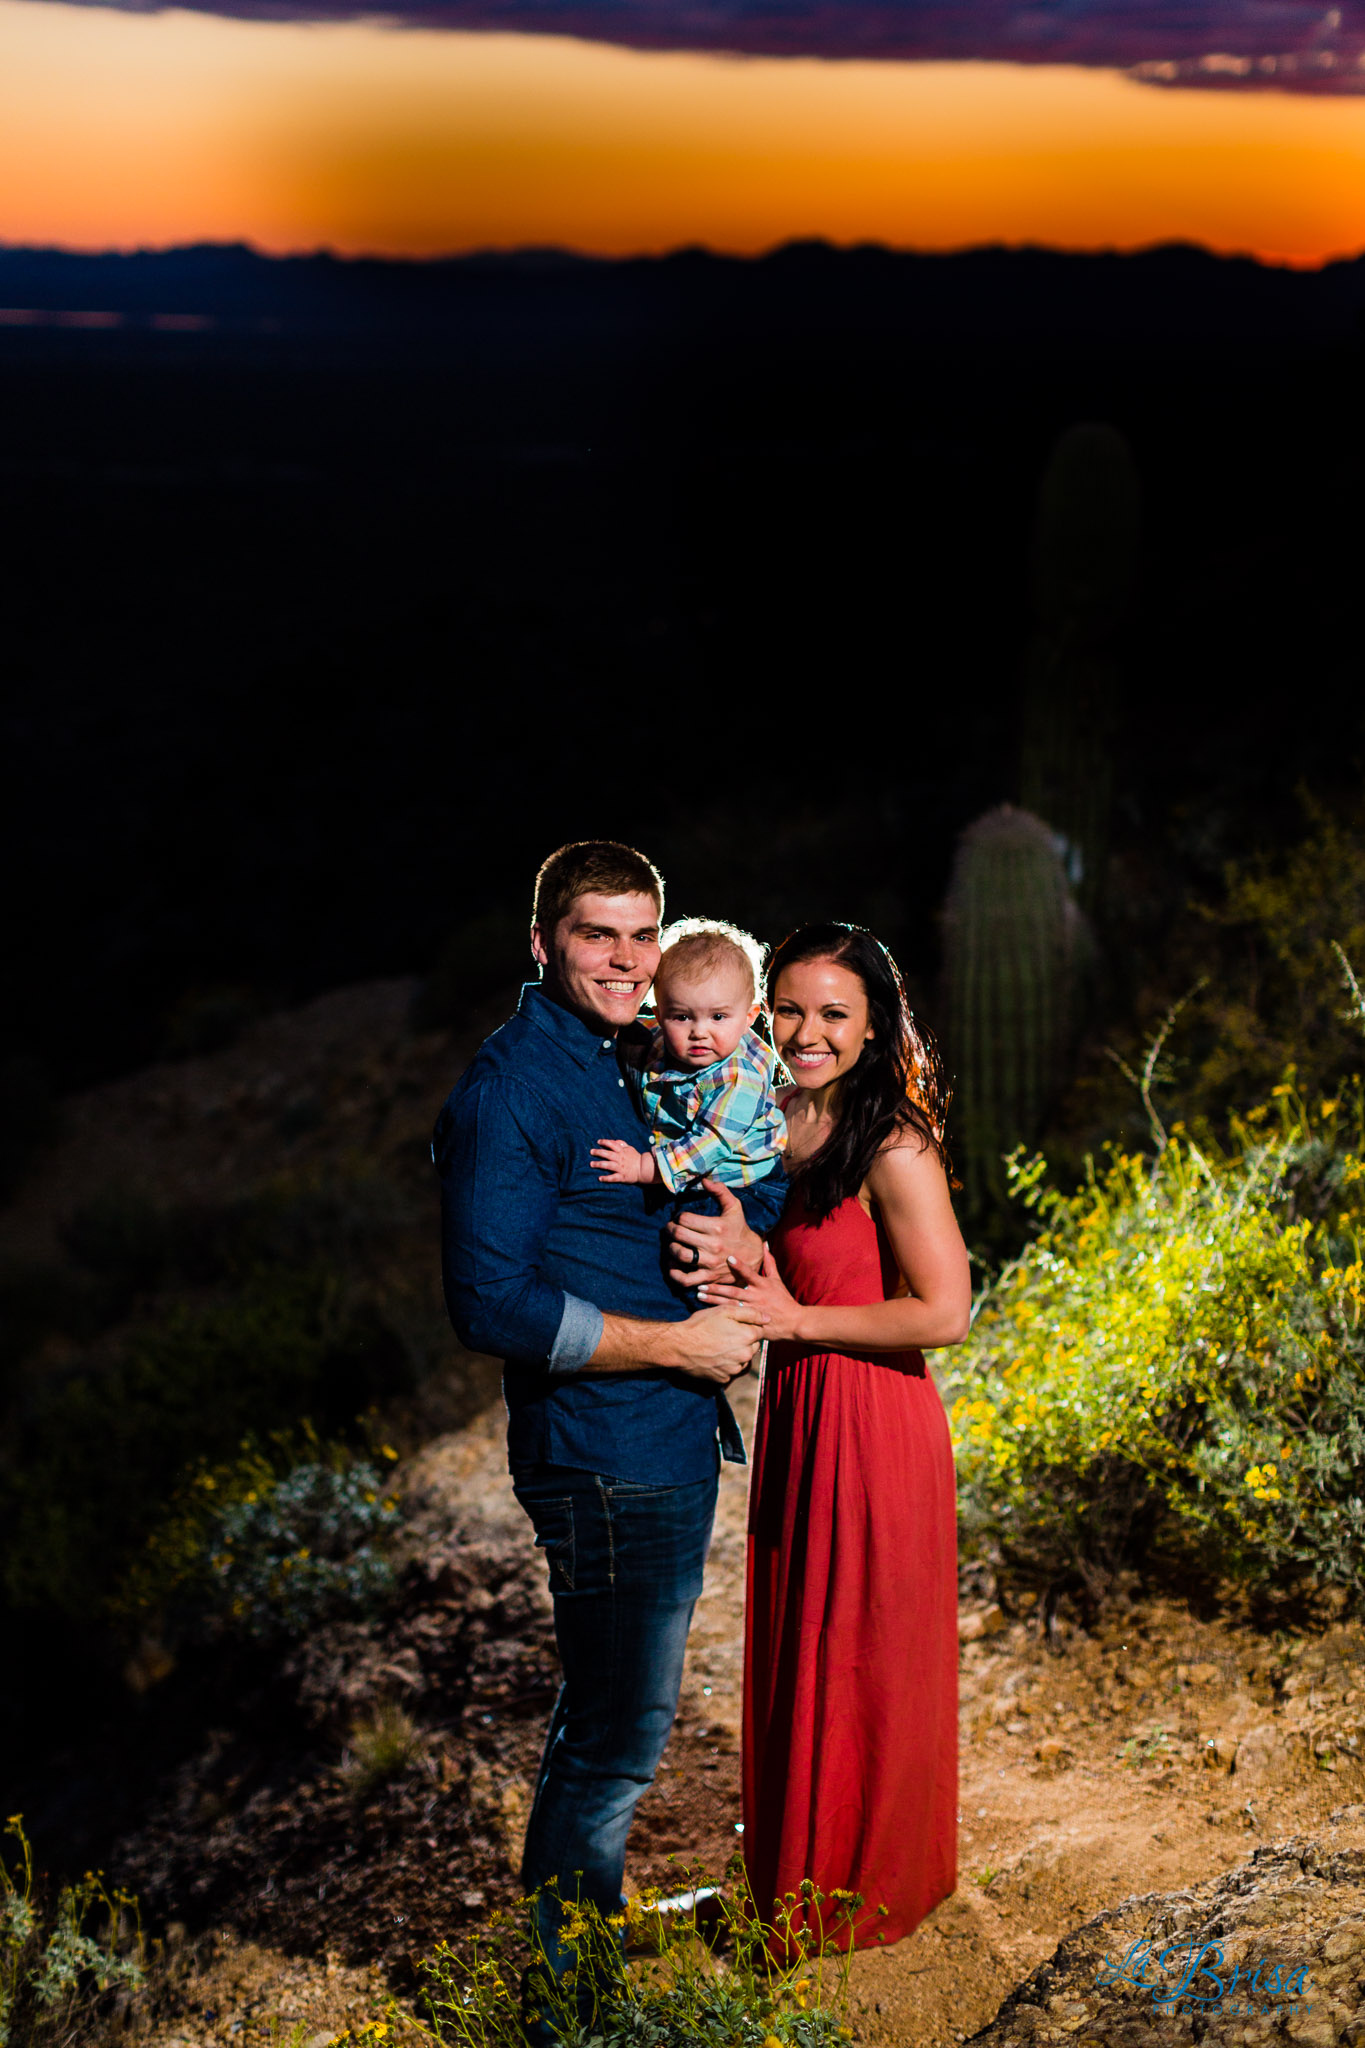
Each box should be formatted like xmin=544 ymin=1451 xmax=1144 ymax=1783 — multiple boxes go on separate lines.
xmin=699 ymin=1245 xmax=804 ymax=1344
xmin=665 ymin=1178 xmax=763 ymax=1288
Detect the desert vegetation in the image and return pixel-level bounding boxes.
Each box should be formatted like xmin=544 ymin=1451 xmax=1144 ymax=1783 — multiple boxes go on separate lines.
xmin=3 ymin=314 xmax=1365 ymax=2043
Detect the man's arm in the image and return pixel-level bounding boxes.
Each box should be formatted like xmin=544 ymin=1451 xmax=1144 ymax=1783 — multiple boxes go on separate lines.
xmin=435 ymin=1078 xmax=765 ymax=1382
xmin=435 ymin=1076 xmax=588 ymax=1363
xmin=584 ymin=1306 xmax=764 ymax=1382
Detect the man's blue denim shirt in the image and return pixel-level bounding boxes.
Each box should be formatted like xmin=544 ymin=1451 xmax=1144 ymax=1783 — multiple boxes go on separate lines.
xmin=433 ymin=982 xmax=788 ymax=1483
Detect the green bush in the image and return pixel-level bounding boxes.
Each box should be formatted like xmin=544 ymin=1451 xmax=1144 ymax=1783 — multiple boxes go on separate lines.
xmin=116 ymin=1433 xmax=402 ymax=1644
xmin=0 ymin=1262 xmax=408 ymax=1625
xmin=1168 ymin=802 xmax=1365 ymax=1127
xmin=1 ymin=1819 xmax=144 ymax=2048
xmin=416 ymin=1869 xmax=862 ymax=2048
xmin=946 ymin=1081 xmax=1365 ymax=1603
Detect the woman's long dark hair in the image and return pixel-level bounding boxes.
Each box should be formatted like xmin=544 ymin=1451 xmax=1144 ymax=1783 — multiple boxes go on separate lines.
xmin=768 ymin=922 xmax=950 ymax=1224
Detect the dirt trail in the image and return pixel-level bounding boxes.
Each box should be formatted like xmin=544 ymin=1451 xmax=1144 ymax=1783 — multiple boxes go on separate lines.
xmin=136 ymin=1380 xmax=1365 ymax=2046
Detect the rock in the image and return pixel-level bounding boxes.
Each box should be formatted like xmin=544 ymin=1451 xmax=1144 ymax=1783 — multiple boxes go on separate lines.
xmin=124 ymin=1634 xmax=177 ymax=1693
xmin=1201 ymin=1735 xmax=1238 ymax=1771
xmin=1009 ymin=2005 xmax=1047 ymax=2035
xmin=1176 ymin=1662 xmax=1220 ymax=1687
xmin=960 ymin=1604 xmax=1007 ymax=1643
xmin=1322 ymin=1921 xmax=1365 ymax=1962
xmin=1285 ymin=2015 xmax=1342 ymax=2048
xmin=1235 ymin=1722 xmax=1299 ymax=1786
xmin=966 ymin=1838 xmax=1365 ymax=2048
xmin=1036 ymin=1738 xmax=1072 ymax=1764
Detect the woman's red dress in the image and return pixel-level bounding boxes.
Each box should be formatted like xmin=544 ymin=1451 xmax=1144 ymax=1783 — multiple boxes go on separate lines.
xmin=743 ymin=1187 xmax=958 ymax=1949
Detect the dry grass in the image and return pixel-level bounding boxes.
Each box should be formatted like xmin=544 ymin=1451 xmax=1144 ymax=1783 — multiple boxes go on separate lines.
xmin=339 ymin=1702 xmax=426 ymax=1799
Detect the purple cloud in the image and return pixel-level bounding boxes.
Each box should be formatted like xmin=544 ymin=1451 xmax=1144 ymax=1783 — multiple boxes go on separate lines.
xmin=70 ymin=0 xmax=1365 ymax=88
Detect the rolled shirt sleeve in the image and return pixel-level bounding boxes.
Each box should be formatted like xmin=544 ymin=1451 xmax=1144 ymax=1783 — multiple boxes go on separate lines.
xmin=435 ymin=1075 xmax=578 ymax=1363
xmin=549 ymin=1291 xmax=605 ymax=1375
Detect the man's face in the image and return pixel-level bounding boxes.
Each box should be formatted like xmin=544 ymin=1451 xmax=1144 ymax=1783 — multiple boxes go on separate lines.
xmin=531 ymin=891 xmax=662 ymax=1032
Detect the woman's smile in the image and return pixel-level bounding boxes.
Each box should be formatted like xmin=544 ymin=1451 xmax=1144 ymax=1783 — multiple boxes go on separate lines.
xmin=771 ymin=957 xmax=876 ymax=1096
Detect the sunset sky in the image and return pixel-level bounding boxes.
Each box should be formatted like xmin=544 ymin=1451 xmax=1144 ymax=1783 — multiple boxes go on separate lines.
xmin=3 ymin=0 xmax=1365 ymax=263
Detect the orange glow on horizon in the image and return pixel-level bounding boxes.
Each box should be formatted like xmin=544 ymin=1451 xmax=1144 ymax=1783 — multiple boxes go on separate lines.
xmin=1 ymin=0 xmax=1364 ymax=265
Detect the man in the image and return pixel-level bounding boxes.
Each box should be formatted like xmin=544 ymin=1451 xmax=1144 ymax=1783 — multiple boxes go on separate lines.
xmin=433 ymin=840 xmax=786 ymax=2025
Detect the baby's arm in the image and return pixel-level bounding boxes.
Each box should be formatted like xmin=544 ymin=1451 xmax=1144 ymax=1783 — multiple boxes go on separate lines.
xmin=591 ymin=1139 xmax=659 ymax=1185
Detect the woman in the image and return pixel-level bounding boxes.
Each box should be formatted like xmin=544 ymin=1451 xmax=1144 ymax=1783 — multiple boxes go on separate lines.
xmin=700 ymin=922 xmax=972 ymax=1950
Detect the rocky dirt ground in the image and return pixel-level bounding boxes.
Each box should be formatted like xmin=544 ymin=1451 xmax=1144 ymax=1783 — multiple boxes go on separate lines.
xmin=119 ymin=1375 xmax=1365 ymax=2048
xmin=973 ymin=1835 xmax=1365 ymax=2048
xmin=9 ymin=980 xmax=1365 ymax=2046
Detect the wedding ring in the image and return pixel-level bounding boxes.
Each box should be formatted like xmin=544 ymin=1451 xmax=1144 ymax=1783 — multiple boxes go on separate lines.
xmin=685 ymin=1243 xmax=701 ymax=1272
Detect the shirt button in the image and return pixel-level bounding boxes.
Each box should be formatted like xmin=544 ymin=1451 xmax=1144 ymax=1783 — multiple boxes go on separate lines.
xmin=602 ymin=1039 xmax=612 ymax=1049
xmin=618 ymin=1077 xmax=625 ymax=1087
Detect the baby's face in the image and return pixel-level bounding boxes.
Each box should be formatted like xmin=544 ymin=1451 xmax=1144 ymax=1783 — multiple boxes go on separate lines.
xmin=655 ymin=964 xmax=760 ymax=1068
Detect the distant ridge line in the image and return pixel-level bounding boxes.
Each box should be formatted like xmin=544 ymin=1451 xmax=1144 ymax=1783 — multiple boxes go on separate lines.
xmin=1 ymin=240 xmax=1362 ymax=357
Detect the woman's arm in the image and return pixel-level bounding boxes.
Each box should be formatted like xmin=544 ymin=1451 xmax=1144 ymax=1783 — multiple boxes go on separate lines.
xmin=701 ymin=1138 xmax=972 ymax=1351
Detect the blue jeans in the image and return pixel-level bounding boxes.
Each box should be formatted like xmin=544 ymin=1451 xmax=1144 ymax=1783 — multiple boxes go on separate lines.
xmin=512 ymin=1461 xmax=718 ymax=1979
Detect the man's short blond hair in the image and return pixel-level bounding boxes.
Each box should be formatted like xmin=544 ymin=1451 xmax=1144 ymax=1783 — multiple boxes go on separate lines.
xmin=654 ymin=918 xmax=766 ymax=1003
xmin=531 ymin=841 xmax=664 ymax=938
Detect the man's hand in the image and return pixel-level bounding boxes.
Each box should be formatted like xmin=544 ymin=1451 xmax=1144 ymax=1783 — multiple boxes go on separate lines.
xmin=591 ymin=1138 xmax=656 ymax=1185
xmin=586 ymin=1298 xmax=768 ymax=1379
xmin=666 ymin=1178 xmax=763 ymax=1288
xmin=667 ymin=1303 xmax=768 ymax=1383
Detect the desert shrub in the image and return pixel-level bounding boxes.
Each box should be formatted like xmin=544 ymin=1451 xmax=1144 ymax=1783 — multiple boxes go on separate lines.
xmin=947 ymin=1081 xmax=1365 ymax=1603
xmin=416 ymin=1868 xmax=862 ymax=2048
xmin=116 ymin=1432 xmax=401 ymax=1644
xmin=206 ymin=1453 xmax=400 ymax=1638
xmin=60 ymin=1190 xmax=191 ymax=1296
xmin=1 ymin=1819 xmax=144 ymax=2048
xmin=0 ymin=1262 xmax=409 ymax=1625
xmin=1177 ymin=803 xmax=1365 ymax=1124
xmin=341 ymin=1701 xmax=426 ymax=1797
xmin=0 ymin=1267 xmax=105 ymax=1386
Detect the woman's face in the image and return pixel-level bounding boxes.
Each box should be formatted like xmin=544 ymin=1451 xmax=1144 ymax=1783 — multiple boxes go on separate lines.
xmin=771 ymin=956 xmax=874 ymax=1093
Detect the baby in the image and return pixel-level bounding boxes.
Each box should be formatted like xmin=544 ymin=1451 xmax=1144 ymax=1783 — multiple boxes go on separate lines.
xmin=591 ymin=918 xmax=787 ymax=1191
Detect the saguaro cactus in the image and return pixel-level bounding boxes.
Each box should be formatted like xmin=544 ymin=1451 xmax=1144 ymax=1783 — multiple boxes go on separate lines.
xmin=941 ymin=804 xmax=1086 ymax=1216
xmin=1019 ymin=422 xmax=1141 ymax=913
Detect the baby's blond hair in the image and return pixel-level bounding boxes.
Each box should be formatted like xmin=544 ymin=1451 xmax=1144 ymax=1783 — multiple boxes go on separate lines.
xmin=654 ymin=917 xmax=766 ymax=1004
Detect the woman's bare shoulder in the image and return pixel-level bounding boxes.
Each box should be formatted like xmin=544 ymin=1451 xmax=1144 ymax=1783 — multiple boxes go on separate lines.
xmin=875 ymin=1118 xmax=938 ymax=1161
xmin=868 ymin=1125 xmax=947 ymax=1196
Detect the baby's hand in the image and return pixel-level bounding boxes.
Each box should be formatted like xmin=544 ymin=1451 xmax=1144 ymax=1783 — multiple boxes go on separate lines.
xmin=592 ymin=1139 xmax=656 ymax=1185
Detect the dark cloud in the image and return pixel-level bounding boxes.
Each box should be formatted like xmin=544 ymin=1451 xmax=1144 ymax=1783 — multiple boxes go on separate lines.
xmin=70 ymin=0 xmax=1365 ymax=89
